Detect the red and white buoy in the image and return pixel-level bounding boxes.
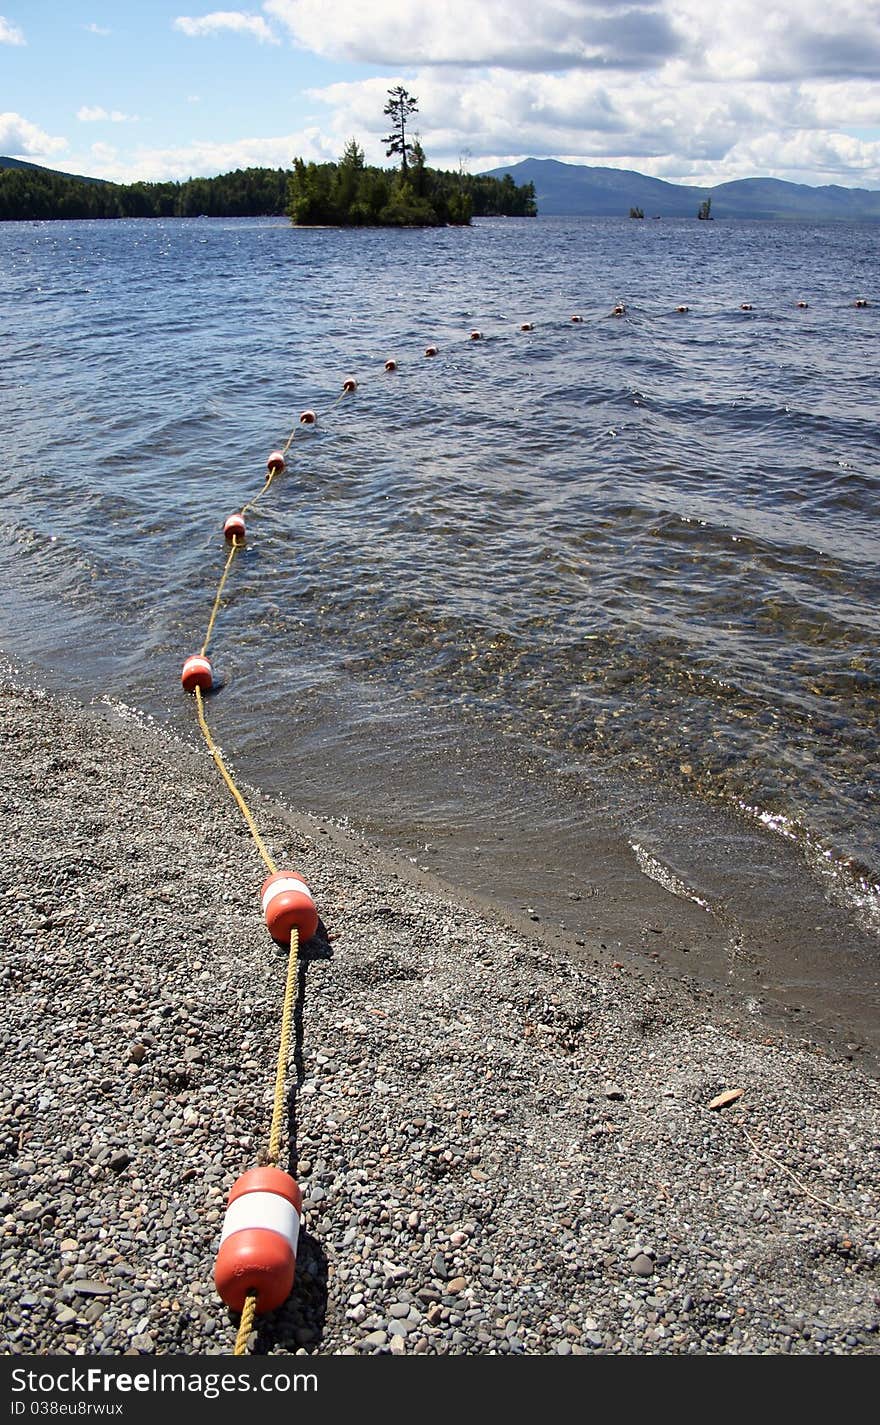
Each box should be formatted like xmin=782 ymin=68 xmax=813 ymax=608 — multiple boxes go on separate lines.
xmin=224 ymin=513 xmax=246 ymax=543
xmin=571 ymin=314 xmax=584 ymax=323
xmin=181 ymin=655 xmax=213 ymax=693
xmin=267 ymin=451 xmax=285 ymax=474
xmin=384 ymin=358 xmax=398 ymax=372
xmin=519 ymin=322 xmax=534 ymax=332
xmin=342 ymin=377 xmax=358 ymax=392
xmin=299 ymin=409 xmax=317 ymax=426
xmin=214 ymin=1166 xmax=302 ymax=1314
xmin=469 ymin=329 xmax=482 ymax=341
xmin=676 ymin=305 xmax=690 ymax=313
xmin=424 ymin=345 xmax=439 ymax=357
xmin=261 ymin=870 xmax=319 ymax=944
xmin=797 ymin=300 xmax=809 ymax=309
xmin=741 ymin=302 xmax=753 ymax=311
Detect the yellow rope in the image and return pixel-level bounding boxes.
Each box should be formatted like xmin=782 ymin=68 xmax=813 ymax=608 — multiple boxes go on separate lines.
xmin=267 ymin=928 xmax=300 ymax=1168
xmin=194 ymin=686 xmax=277 ymax=874
xmin=187 ymin=403 xmax=351 ymax=1353
xmin=200 ymin=539 xmax=241 ymax=657
xmin=233 ymin=1292 xmax=258 ymax=1356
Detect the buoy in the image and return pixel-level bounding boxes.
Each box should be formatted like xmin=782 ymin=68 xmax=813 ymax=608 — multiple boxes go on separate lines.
xmin=384 ymin=358 xmax=398 ymax=372
xmin=214 ymin=1166 xmax=302 ymax=1314
xmin=299 ymin=409 xmax=317 ymax=425
xmin=797 ymin=300 xmax=809 ymax=308
xmin=469 ymin=330 xmax=482 ymax=341
xmin=224 ymin=513 xmax=246 ymax=543
xmin=267 ymin=451 xmax=285 ymax=474
xmin=181 ymin=655 xmax=213 ymax=693
xmin=519 ymin=323 xmax=533 ymax=332
xmin=425 ymin=345 xmax=438 ymax=357
xmin=611 ymin=304 xmax=626 ymax=317
xmin=570 ymin=314 xmax=583 ymax=323
xmin=854 ymin=297 xmax=869 ymax=308
xmin=676 ymin=305 xmax=690 ymax=313
xmin=741 ymin=302 xmax=753 ymax=311
xmin=342 ymin=377 xmax=358 ymax=392
xmin=261 ymin=869 xmax=319 ymax=944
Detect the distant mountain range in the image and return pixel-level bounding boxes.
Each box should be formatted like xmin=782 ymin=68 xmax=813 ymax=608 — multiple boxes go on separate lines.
xmin=481 ymin=157 xmax=880 ymax=221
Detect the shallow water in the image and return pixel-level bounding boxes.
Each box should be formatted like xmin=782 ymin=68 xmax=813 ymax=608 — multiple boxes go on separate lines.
xmin=1 ymin=214 xmax=878 ymax=1065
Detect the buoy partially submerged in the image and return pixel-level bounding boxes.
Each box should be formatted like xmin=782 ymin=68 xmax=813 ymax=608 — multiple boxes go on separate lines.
xmin=224 ymin=513 xmax=246 ymax=543
xmin=741 ymin=302 xmax=753 ymax=311
xmin=214 ymin=1166 xmax=302 ymax=1313
xmin=424 ymin=345 xmax=438 ymax=357
xmin=181 ymin=655 xmax=213 ymax=693
xmin=676 ymin=305 xmax=690 ymax=313
xmin=299 ymin=409 xmax=317 ymax=425
xmin=519 ymin=322 xmax=534 ymax=332
xmin=342 ymin=377 xmax=358 ymax=392
xmin=571 ymin=314 xmax=584 ymax=323
xmin=266 ymin=451 xmax=285 ymax=473
xmin=469 ymin=330 xmax=482 ymax=341
xmin=384 ymin=358 xmax=398 ymax=371
xmin=261 ymin=870 xmax=319 ymax=944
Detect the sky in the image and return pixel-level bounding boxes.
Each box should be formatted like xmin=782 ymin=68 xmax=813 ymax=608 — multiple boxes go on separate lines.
xmin=1 ymin=2 xmax=879 ymax=189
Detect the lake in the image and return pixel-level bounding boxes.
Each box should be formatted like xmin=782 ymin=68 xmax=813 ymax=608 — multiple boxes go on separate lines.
xmin=1 ymin=213 xmax=877 ymax=1066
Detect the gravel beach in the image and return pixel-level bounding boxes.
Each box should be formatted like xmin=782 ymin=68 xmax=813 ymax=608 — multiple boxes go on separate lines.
xmin=1 ymin=665 xmax=878 ymax=1357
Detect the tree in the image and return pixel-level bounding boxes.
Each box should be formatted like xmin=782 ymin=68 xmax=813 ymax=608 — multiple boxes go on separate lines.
xmin=383 ymin=86 xmax=418 ymax=175
xmin=698 ymin=197 xmax=712 ymax=220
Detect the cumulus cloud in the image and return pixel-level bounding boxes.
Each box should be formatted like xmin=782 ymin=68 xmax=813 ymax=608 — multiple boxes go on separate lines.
xmin=302 ymin=65 xmax=880 ymax=186
xmin=0 ymin=111 xmax=67 ymax=158
xmin=65 ymin=130 xmax=333 ymax=184
xmin=0 ymin=14 xmax=25 ymax=45
xmin=77 ymin=106 xmax=139 ymax=123
xmin=264 ymin=0 xmax=685 ymax=70
xmin=174 ymin=10 xmax=279 ymax=43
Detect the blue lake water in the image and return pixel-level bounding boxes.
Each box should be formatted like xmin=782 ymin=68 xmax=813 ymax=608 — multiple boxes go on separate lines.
xmin=1 ymin=214 xmax=878 ymax=1064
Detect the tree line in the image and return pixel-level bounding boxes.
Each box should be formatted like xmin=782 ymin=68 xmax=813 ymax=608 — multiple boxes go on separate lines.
xmin=0 ymin=158 xmax=535 ymax=225
xmin=0 ymin=165 xmax=290 ymax=221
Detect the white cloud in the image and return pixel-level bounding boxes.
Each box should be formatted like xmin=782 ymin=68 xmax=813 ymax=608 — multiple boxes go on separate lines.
xmin=174 ymin=10 xmax=279 ymax=43
xmin=61 ymin=130 xmax=333 ymax=184
xmin=295 ymin=63 xmax=880 ymax=187
xmin=0 ymin=111 xmax=67 ymax=158
xmin=77 ymin=106 xmax=139 ymax=123
xmin=0 ymin=14 xmax=25 ymax=45
xmin=84 ymin=23 xmax=111 ymax=36
xmin=265 ymin=0 xmax=685 ymax=70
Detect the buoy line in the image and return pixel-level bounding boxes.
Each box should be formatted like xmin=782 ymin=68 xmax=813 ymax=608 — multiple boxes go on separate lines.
xmin=181 ymin=297 xmax=874 ymax=1351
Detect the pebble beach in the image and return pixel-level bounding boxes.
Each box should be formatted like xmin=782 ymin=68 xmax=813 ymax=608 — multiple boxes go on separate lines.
xmin=1 ymin=666 xmax=879 ymax=1357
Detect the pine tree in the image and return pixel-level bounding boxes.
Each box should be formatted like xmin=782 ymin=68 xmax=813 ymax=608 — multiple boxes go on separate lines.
xmin=383 ymin=86 xmax=418 ymax=175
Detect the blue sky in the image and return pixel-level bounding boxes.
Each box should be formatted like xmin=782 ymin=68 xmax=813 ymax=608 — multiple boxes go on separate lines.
xmin=2 ymin=2 xmax=879 ymax=187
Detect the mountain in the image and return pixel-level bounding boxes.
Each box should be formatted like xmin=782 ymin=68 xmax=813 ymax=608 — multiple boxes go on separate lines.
xmin=0 ymin=155 xmax=104 ymax=185
xmin=480 ymin=158 xmax=880 ymax=221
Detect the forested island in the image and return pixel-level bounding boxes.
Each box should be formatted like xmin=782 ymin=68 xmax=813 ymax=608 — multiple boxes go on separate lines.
xmin=0 ymin=89 xmax=536 ymax=226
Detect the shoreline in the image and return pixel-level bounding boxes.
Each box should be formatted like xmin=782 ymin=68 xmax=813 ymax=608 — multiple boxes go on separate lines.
xmin=1 ymin=664 xmax=879 ymax=1356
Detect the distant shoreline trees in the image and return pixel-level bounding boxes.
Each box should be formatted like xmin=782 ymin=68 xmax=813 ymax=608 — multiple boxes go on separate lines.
xmin=0 ymin=157 xmax=536 ymax=226
xmin=0 ymin=164 xmax=290 ymax=221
